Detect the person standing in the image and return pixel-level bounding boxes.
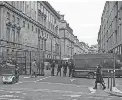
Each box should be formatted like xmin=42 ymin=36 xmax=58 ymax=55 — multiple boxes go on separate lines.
xmin=51 ymin=61 xmax=55 ymax=76
xmin=63 ymin=62 xmax=68 ymax=77
xmin=57 ymin=61 xmax=62 ymax=76
xmin=41 ymin=62 xmax=45 ymax=76
xmin=31 ymin=59 xmax=37 ymax=78
xmin=93 ymin=64 xmax=106 ymax=90
xmin=68 ymin=61 xmax=74 ymax=77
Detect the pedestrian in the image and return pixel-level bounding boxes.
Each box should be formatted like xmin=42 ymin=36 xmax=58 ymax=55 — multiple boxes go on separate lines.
xmin=68 ymin=61 xmax=74 ymax=77
xmin=50 ymin=61 xmax=55 ymax=76
xmin=41 ymin=62 xmax=45 ymax=76
xmin=31 ymin=59 xmax=37 ymax=78
xmin=63 ymin=61 xmax=68 ymax=77
xmin=57 ymin=61 xmax=62 ymax=76
xmin=93 ymin=64 xmax=106 ymax=90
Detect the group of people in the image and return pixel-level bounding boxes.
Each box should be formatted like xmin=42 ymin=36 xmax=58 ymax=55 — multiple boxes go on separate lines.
xmin=50 ymin=60 xmax=74 ymax=77
xmin=31 ymin=60 xmax=74 ymax=78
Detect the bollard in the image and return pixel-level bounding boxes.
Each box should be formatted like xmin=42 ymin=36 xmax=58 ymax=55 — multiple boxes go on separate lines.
xmin=110 ymin=71 xmax=113 ymax=91
xmin=108 ymin=70 xmax=110 ymax=89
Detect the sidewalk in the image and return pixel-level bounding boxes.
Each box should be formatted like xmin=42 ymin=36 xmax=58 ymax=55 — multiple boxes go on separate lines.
xmin=104 ymin=86 xmax=122 ymax=97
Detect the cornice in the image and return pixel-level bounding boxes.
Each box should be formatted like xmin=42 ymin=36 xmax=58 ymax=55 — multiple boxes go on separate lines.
xmin=42 ymin=1 xmax=60 ymax=19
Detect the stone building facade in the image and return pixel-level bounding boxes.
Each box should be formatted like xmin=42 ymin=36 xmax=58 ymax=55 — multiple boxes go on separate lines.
xmin=98 ymin=1 xmax=122 ymax=54
xmin=59 ymin=15 xmax=74 ymax=59
xmin=74 ymin=36 xmax=84 ymax=54
xmin=0 ymin=1 xmax=60 ymax=62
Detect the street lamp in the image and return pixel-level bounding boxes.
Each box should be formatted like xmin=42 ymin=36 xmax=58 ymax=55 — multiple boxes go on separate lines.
xmin=38 ymin=30 xmax=41 ymax=75
xmin=41 ymin=37 xmax=47 ymax=76
xmin=113 ymin=50 xmax=116 ymax=87
xmin=51 ymin=36 xmax=56 ymax=62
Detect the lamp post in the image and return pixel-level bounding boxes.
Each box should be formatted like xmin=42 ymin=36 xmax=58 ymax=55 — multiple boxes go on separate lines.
xmin=51 ymin=36 xmax=53 ymax=62
xmin=59 ymin=39 xmax=61 ymax=63
xmin=38 ymin=31 xmax=41 ymax=75
xmin=42 ymin=37 xmax=47 ymax=75
xmin=113 ymin=51 xmax=116 ymax=87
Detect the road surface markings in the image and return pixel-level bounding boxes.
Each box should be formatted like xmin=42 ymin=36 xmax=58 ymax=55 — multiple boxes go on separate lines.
xmin=63 ymin=94 xmax=81 ymax=97
xmin=38 ymin=81 xmax=89 ymax=88
xmin=15 ymin=76 xmax=51 ymax=84
xmin=0 ymin=95 xmax=19 ymax=98
xmin=8 ymin=91 xmax=22 ymax=94
xmin=70 ymin=79 xmax=76 ymax=82
xmin=88 ymin=87 xmax=96 ymax=94
xmin=34 ymin=76 xmax=51 ymax=82
xmin=9 ymin=99 xmax=23 ymax=100
xmin=24 ymin=76 xmax=31 ymax=78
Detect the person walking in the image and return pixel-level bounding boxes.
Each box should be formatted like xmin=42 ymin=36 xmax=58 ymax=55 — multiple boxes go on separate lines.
xmin=93 ymin=64 xmax=106 ymax=90
xmin=57 ymin=61 xmax=62 ymax=76
xmin=51 ymin=61 xmax=55 ymax=76
xmin=31 ymin=59 xmax=37 ymax=78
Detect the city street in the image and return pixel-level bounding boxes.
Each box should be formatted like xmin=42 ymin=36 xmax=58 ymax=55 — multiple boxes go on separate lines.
xmin=0 ymin=70 xmax=122 ymax=100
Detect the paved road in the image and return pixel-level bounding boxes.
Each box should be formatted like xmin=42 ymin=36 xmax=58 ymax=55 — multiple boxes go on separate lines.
xmin=0 ymin=70 xmax=122 ymax=100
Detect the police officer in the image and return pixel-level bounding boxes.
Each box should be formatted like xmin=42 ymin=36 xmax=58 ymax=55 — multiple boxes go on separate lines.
xmin=68 ymin=61 xmax=74 ymax=77
xmin=93 ymin=64 xmax=106 ymax=90
xmin=63 ymin=62 xmax=68 ymax=77
xmin=51 ymin=61 xmax=55 ymax=76
xmin=57 ymin=61 xmax=62 ymax=76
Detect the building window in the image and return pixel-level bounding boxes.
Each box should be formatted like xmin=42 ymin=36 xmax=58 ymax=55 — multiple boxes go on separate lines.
xmin=13 ymin=15 xmax=15 ymax=23
xmin=42 ymin=40 xmax=43 ymax=50
xmin=7 ymin=12 xmax=10 ymax=21
xmin=36 ymin=28 xmax=37 ymax=33
xmin=32 ymin=25 xmax=33 ymax=31
xmin=16 ymin=31 xmax=20 ymax=43
xmin=12 ymin=29 xmax=15 ymax=42
xmin=6 ymin=27 xmax=10 ymax=41
xmin=17 ymin=17 xmax=19 ymax=25
xmin=45 ymin=33 xmax=46 ymax=37
xmin=115 ymin=30 xmax=117 ymax=44
xmin=42 ymin=31 xmax=43 ymax=36
xmin=28 ymin=23 xmax=29 ymax=29
xmin=23 ymin=21 xmax=25 ymax=27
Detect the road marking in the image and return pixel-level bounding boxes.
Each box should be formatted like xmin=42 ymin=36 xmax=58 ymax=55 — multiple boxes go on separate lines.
xmin=88 ymin=87 xmax=96 ymax=94
xmin=24 ymin=76 xmax=31 ymax=78
xmin=70 ymin=79 xmax=76 ymax=82
xmin=64 ymin=94 xmax=81 ymax=97
xmin=38 ymin=81 xmax=89 ymax=88
xmin=32 ymin=88 xmax=85 ymax=95
xmin=0 ymin=95 xmax=18 ymax=98
xmin=15 ymin=76 xmax=51 ymax=84
xmin=34 ymin=76 xmax=51 ymax=82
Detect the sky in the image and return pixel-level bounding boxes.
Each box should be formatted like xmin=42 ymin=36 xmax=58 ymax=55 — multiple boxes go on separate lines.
xmin=49 ymin=0 xmax=106 ymax=46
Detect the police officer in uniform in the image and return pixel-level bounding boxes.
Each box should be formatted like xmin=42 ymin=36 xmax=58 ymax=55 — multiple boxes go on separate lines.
xmin=57 ymin=61 xmax=62 ymax=76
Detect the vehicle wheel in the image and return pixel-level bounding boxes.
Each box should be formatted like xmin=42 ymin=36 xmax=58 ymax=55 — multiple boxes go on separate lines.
xmin=88 ymin=73 xmax=94 ymax=79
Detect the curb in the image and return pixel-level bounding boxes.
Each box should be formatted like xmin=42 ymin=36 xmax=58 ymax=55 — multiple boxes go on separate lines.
xmin=105 ymin=87 xmax=122 ymax=97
